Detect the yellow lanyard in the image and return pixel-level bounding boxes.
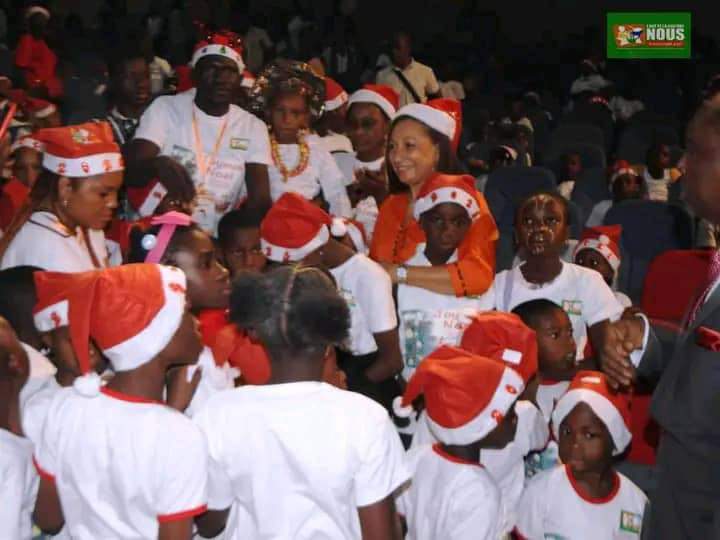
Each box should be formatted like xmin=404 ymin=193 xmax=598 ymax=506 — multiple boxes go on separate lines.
xmin=191 ymin=108 xmax=229 ymax=185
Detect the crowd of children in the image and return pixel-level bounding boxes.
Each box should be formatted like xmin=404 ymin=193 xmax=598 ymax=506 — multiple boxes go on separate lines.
xmin=0 ymin=11 xmax=702 ymax=539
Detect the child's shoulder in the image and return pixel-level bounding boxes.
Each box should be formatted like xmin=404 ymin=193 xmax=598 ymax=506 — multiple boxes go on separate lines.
xmin=616 ymin=470 xmax=649 ymax=505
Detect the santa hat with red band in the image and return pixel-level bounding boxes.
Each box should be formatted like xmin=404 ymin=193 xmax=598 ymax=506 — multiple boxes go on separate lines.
xmin=552 ymin=370 xmax=632 ymax=455
xmin=261 ymin=193 xmax=346 ymax=263
xmin=10 ymin=135 xmax=44 ymax=155
xmin=460 ymin=311 xmax=538 ymax=384
xmin=127 ymin=179 xmax=169 ymax=218
xmin=609 ymin=159 xmax=638 ymax=185
xmin=241 ymin=69 xmax=256 ymax=89
xmin=574 ymin=225 xmax=622 ymax=272
xmin=427 ymin=98 xmax=462 ymax=152
xmin=395 ymin=103 xmax=455 ymax=142
xmin=23 ymin=97 xmax=57 ymax=119
xmin=324 ymin=77 xmax=348 ymax=112
xmin=348 ymin=84 xmax=399 ymax=119
xmin=393 ymin=345 xmax=524 ymax=445
xmin=33 ymin=264 xmax=188 ymax=396
xmin=413 ymin=173 xmax=481 ymax=220
xmin=34 ymin=122 xmax=123 ymax=178
xmin=191 ymin=30 xmax=245 ymax=73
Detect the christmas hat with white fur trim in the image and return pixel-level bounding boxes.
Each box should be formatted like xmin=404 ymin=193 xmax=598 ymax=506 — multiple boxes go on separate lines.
xmin=394 ymin=103 xmax=455 ymax=141
xmin=260 ymin=193 xmax=346 ymax=263
xmin=348 ymin=84 xmax=399 ymax=119
xmin=191 ymin=30 xmax=245 ymax=73
xmin=10 ymin=135 xmax=44 ymax=155
xmin=427 ymin=98 xmax=462 ymax=152
xmin=552 ymin=370 xmax=632 ymax=455
xmin=127 ymin=180 xmax=169 ymax=218
xmin=413 ymin=173 xmax=481 ymax=220
xmin=34 ymin=122 xmax=123 ymax=178
xmin=33 ymin=264 xmax=188 ymax=395
xmin=393 ymin=345 xmax=525 ymax=445
xmin=459 ymin=311 xmax=538 ymax=384
xmin=574 ymin=225 xmax=622 ymax=272
xmin=609 ymin=160 xmax=638 ymax=185
xmin=324 ymin=77 xmax=348 ymax=112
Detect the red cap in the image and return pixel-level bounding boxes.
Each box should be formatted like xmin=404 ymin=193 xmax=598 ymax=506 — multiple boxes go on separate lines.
xmin=348 ymin=84 xmax=399 ymax=119
xmin=427 ymin=98 xmax=462 ymax=152
xmin=127 ymin=179 xmax=169 ymax=218
xmin=191 ymin=30 xmax=244 ymax=72
xmin=413 ymin=173 xmax=481 ymax=220
xmin=324 ymin=77 xmax=348 ymax=112
xmin=574 ymin=225 xmax=622 ymax=272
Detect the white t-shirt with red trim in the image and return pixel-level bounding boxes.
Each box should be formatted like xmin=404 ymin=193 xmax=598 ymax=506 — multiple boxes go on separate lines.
xmin=524 ymin=380 xmax=570 ymax=480
xmin=33 ymin=386 xmax=208 ymax=539
xmin=268 ymin=137 xmax=352 ymax=218
xmin=398 ymin=245 xmax=494 ymax=381
xmin=351 ymin=155 xmax=383 ymax=242
xmin=397 ymin=444 xmax=503 ymax=540
xmin=0 ymin=429 xmax=37 ymax=540
xmin=134 ymin=89 xmax=272 ymax=233
xmin=330 ymin=253 xmax=397 ymax=356
xmin=410 ymin=401 xmax=548 ymax=535
xmin=491 ymin=262 xmax=624 ymax=358
xmin=193 ymin=382 xmax=409 ymax=540
xmin=1 ymin=212 xmax=109 ymax=271
xmin=514 ymin=465 xmax=648 ymax=540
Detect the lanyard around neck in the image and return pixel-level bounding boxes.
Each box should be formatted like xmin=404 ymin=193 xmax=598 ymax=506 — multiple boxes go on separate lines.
xmin=191 ymin=108 xmax=229 ymax=185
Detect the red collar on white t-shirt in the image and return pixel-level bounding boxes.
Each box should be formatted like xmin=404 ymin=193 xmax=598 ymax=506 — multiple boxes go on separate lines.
xmin=432 ymin=443 xmax=484 ymax=467
xmin=564 ymin=465 xmax=620 ymax=504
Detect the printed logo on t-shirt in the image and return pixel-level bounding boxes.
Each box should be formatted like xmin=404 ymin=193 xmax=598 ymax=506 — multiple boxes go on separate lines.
xmin=619 ymin=510 xmax=642 ymax=534
xmin=401 ymin=309 xmax=472 ymax=369
xmin=561 ymin=300 xmax=583 ymax=316
xmin=170 ymin=145 xmax=198 ymax=177
xmin=230 ymin=137 xmax=249 ymax=150
xmin=544 ymin=534 xmax=569 ymax=540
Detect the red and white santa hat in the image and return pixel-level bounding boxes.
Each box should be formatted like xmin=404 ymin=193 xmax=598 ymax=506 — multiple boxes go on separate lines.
xmin=34 ymin=122 xmax=123 ymax=178
xmin=609 ymin=159 xmax=638 ymax=185
xmin=573 ymin=225 xmax=622 ymax=272
xmin=324 ymin=77 xmax=348 ymax=112
xmin=33 ymin=264 xmax=188 ymax=396
xmin=10 ymin=135 xmax=44 ymax=155
xmin=393 ymin=345 xmax=524 ymax=445
xmin=241 ymin=69 xmax=256 ymax=89
xmin=348 ymin=84 xmax=399 ymax=119
xmin=23 ymin=97 xmax=57 ymax=119
xmin=459 ymin=311 xmax=538 ymax=384
xmin=552 ymin=370 xmax=632 ymax=455
xmin=340 ymin=217 xmax=368 ymax=254
xmin=191 ymin=30 xmax=245 ymax=73
xmin=260 ymin=193 xmax=346 ymax=263
xmin=394 ymin=103 xmax=455 ymax=142
xmin=413 ymin=173 xmax=481 ymax=220
xmin=127 ymin=179 xmax=169 ymax=218
xmin=427 ymin=98 xmax=462 ymax=152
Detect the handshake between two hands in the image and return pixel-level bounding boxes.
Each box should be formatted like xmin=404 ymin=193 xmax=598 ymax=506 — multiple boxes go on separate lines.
xmin=598 ymin=310 xmax=647 ymax=390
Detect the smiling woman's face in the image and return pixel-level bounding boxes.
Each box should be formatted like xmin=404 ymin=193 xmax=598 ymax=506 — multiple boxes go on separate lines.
xmin=388 ymin=118 xmax=439 ymax=190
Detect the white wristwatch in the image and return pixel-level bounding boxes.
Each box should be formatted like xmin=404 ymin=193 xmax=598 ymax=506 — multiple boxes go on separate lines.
xmin=397 ymin=265 xmax=408 ymax=284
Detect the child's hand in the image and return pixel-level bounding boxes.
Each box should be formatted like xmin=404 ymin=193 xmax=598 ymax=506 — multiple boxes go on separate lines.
xmin=165 ymin=365 xmax=202 ymax=412
xmin=355 ymin=168 xmax=388 ymax=201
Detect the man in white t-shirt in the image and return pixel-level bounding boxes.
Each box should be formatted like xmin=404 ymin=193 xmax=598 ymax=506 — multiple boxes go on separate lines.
xmin=128 ymin=31 xmax=272 ymax=233
xmin=376 ymin=32 xmax=440 ymax=107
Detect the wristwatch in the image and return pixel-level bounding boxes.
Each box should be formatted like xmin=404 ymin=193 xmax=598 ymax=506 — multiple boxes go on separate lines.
xmin=396 ymin=265 xmax=408 ymax=284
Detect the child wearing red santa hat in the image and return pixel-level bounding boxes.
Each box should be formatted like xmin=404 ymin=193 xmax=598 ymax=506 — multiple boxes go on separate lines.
xmin=260 ymin=193 xmax=401 ymax=409
xmin=0 ymin=135 xmax=44 ymax=230
xmin=514 ymin=371 xmax=648 ymax=540
xmin=394 ymin=345 xmax=524 ymax=540
xmin=408 ymin=312 xmax=545 ymax=535
xmin=31 ymin=264 xmax=208 ymax=538
xmin=574 ymin=225 xmax=631 ymax=308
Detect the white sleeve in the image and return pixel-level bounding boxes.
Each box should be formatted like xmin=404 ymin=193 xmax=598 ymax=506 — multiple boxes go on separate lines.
xmin=317 ymin=147 xmax=352 ymax=217
xmin=580 ymin=269 xmax=625 ymax=326
xmin=245 ymin=117 xmax=271 ymax=166
xmin=516 ymin=401 xmax=550 ymax=454
xmin=629 ymin=313 xmax=651 ymax=368
xmin=0 ymin=451 xmax=31 ymax=538
xmin=156 ymin=419 xmax=208 ymax=520
xmin=356 ymin=258 xmax=397 ymax=334
xmin=192 ymin=405 xmax=235 ymax=510
xmin=425 ymin=67 xmax=440 ymax=95
xmin=354 ymin=414 xmax=410 ymax=507
xmin=514 ymin=471 xmax=550 ymax=538
xmin=448 ymin=476 xmax=501 ymax=540
xmin=133 ymin=98 xmax=172 ymax=150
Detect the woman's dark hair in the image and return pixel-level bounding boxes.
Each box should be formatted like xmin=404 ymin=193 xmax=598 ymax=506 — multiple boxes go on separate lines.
xmin=230 ymin=265 xmax=349 ymax=357
xmin=386 ymin=116 xmax=463 ymax=194
xmin=266 ymin=85 xmax=313 ymax=123
xmin=0 ymin=265 xmax=41 ymax=342
xmin=127 ymin=222 xmax=199 ymax=264
xmin=514 ymin=190 xmax=570 ymax=227
xmin=217 ymin=206 xmax=263 ymax=247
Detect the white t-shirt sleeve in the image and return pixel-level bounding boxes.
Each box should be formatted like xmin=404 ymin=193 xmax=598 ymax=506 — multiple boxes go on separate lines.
xmin=133 ymin=98 xmax=172 ymax=149
xmin=245 ymin=118 xmax=272 ymax=166
xmin=317 ymin=147 xmax=352 ymax=217
xmin=0 ymin=444 xmax=33 ymax=539
xmin=356 ymin=258 xmax=398 ymax=334
xmin=354 ymin=414 xmax=410 ymax=507
xmin=425 ymin=67 xmax=440 ymax=96
xmin=517 ymin=401 xmax=550 ymax=454
xmin=192 ymin=404 xmax=235 ymax=510
xmin=448 ymin=476 xmax=502 ymax=540
xmin=514 ymin=470 xmax=550 ymax=538
xmin=155 ymin=419 xmax=208 ymax=521
xmin=580 ymin=269 xmax=625 ymax=326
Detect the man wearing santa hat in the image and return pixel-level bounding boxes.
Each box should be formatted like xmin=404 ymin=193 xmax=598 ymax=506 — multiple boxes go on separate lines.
xmin=128 ymin=30 xmax=272 ymax=234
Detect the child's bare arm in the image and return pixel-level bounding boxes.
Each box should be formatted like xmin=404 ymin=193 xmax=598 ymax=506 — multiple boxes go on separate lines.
xmin=158 ymin=518 xmax=194 ymax=540
xmin=358 ymin=495 xmax=401 ymax=540
xmin=195 ymin=508 xmax=231 ymax=538
xmin=33 ymin=477 xmax=64 ymax=534
xmin=365 ymin=329 xmax=403 ymax=383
